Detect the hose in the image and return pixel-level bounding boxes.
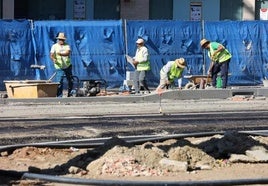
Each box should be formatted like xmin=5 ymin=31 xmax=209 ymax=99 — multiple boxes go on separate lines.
xmin=19 ymin=173 xmax=268 ymax=186
xmin=0 ymin=170 xmax=267 ymax=185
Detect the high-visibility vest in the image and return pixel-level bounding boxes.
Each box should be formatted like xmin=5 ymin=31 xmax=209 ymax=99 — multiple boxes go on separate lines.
xmin=52 ymin=43 xmax=71 ymax=69
xmin=135 ymin=46 xmax=150 ymax=71
xmin=137 ymin=60 xmax=150 ymax=71
xmin=168 ymin=62 xmax=184 ymax=82
xmin=208 ymin=42 xmax=232 ymax=63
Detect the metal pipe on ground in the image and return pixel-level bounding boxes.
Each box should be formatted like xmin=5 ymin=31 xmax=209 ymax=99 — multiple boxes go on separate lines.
xmin=0 ymin=131 xmax=226 ymax=153
xmin=1 ymin=130 xmax=268 ymax=153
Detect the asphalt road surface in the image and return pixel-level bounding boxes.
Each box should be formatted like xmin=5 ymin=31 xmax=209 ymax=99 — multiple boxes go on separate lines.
xmin=1 ymin=98 xmax=268 ymax=146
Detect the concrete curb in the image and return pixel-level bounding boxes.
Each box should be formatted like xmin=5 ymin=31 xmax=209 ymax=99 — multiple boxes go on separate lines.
xmin=0 ymin=86 xmax=268 ymax=104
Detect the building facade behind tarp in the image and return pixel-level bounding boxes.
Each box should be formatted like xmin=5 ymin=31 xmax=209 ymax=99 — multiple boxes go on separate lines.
xmin=1 ymin=0 xmax=267 ymax=21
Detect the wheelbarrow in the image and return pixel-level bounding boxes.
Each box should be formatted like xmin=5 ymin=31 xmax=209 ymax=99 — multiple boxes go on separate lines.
xmin=184 ymin=75 xmax=212 ymax=89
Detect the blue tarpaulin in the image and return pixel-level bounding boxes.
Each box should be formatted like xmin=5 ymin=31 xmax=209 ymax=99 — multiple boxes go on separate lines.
xmin=0 ymin=20 xmax=35 ymax=89
xmin=204 ymin=21 xmax=268 ymax=85
xmin=126 ymin=20 xmax=202 ymax=86
xmin=0 ymin=20 xmax=268 ymax=90
xmin=33 ymin=20 xmax=126 ymax=88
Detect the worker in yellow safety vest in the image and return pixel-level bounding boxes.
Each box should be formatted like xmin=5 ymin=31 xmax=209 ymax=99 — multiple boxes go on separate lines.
xmin=50 ymin=32 xmax=73 ymax=97
xmin=132 ymin=38 xmax=151 ymax=94
xmin=156 ymin=58 xmax=187 ymax=92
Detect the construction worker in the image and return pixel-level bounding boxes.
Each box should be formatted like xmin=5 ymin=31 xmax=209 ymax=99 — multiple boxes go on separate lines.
xmin=156 ymin=58 xmax=187 ymax=92
xmin=200 ymin=38 xmax=232 ymax=89
xmin=50 ymin=32 xmax=73 ymax=97
xmin=132 ymin=38 xmax=151 ymax=94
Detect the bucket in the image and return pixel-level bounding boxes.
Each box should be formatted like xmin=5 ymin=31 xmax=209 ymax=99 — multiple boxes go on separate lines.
xmin=263 ymin=80 xmax=268 ymax=87
xmin=216 ymin=77 xmax=222 ymax=88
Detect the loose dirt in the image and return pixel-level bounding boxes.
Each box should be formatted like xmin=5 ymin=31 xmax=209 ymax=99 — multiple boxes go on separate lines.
xmin=0 ymin=132 xmax=267 ymax=185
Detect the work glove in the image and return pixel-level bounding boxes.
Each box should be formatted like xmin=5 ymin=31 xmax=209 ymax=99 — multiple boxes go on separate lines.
xmin=165 ymin=80 xmax=171 ymax=85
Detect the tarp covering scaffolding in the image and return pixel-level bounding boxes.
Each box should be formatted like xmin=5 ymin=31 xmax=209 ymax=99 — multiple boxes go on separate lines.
xmin=0 ymin=19 xmax=267 ymax=90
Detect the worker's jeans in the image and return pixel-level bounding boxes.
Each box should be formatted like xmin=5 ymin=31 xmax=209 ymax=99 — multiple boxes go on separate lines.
xmin=211 ymin=59 xmax=230 ymax=88
xmin=54 ymin=65 xmax=73 ymax=97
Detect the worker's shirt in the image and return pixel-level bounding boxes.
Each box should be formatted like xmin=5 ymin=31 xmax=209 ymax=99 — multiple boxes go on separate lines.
xmin=160 ymin=61 xmax=184 ymax=82
xmin=133 ymin=46 xmax=150 ymax=71
xmin=50 ymin=42 xmax=71 ymax=69
xmin=161 ymin=61 xmax=173 ymax=80
xmin=208 ymin=42 xmax=232 ymax=63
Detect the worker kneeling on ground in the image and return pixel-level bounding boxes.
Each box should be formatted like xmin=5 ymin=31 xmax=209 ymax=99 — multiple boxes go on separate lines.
xmin=156 ymin=58 xmax=187 ymax=92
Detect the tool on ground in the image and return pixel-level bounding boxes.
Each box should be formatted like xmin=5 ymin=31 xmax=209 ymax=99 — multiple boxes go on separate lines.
xmin=76 ymin=79 xmax=106 ymax=97
xmin=159 ymin=93 xmax=162 ymax=113
xmin=184 ymin=75 xmax=212 ymax=89
xmin=157 ymin=84 xmax=166 ymax=113
xmin=30 ymin=64 xmax=46 ymax=70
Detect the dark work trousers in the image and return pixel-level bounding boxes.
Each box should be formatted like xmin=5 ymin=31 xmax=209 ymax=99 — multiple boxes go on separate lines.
xmin=211 ymin=59 xmax=230 ymax=88
xmin=55 ymin=65 xmax=73 ymax=97
xmin=134 ymin=70 xmax=150 ymax=93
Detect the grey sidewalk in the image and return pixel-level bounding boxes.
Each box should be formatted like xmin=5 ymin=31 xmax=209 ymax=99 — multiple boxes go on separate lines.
xmin=0 ymin=86 xmax=268 ymax=119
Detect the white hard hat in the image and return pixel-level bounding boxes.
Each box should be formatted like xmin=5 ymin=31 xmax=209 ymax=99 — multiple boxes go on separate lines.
xmin=136 ymin=38 xmax=144 ymax=44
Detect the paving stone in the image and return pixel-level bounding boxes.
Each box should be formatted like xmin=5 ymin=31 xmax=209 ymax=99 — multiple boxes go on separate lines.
xmin=229 ymin=154 xmax=255 ymax=163
xmin=246 ymin=149 xmax=268 ymax=162
xmin=159 ymin=158 xmax=188 ymax=172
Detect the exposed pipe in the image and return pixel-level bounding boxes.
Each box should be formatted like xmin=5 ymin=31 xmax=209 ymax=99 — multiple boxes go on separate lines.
xmin=0 ymin=131 xmax=226 ymax=153
xmin=20 ymin=172 xmax=268 ymax=186
xmin=1 ymin=130 xmax=268 ymax=153
xmin=0 ymin=170 xmax=268 ymax=186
